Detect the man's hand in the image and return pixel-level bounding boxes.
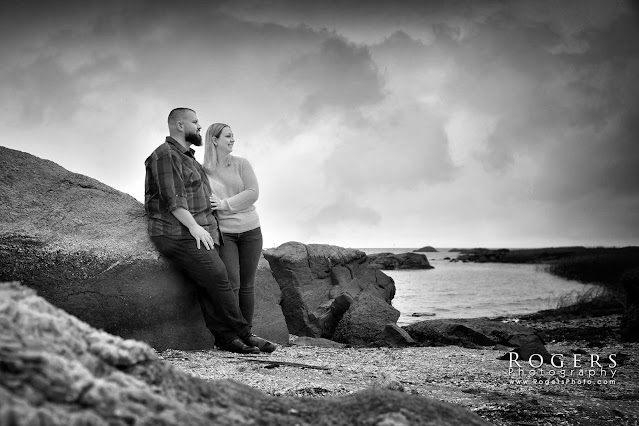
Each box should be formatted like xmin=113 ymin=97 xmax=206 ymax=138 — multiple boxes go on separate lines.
xmin=171 ymin=207 xmax=214 ymax=250
xmin=188 ymin=224 xmax=214 ymax=250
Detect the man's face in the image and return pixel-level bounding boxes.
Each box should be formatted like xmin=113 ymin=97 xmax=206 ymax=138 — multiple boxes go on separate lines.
xmin=182 ymin=111 xmax=202 ymax=146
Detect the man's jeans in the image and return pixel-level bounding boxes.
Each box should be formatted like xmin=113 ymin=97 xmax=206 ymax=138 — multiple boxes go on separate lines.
xmin=151 ymin=235 xmax=250 ymax=345
xmin=218 ymin=227 xmax=263 ymax=330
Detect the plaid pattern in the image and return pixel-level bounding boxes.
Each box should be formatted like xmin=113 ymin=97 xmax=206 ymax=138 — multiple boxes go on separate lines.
xmin=145 ymin=137 xmax=219 ymax=243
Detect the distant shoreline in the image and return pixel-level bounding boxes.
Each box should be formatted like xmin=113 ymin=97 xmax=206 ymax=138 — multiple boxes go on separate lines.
xmin=357 ymin=245 xmax=638 ymax=252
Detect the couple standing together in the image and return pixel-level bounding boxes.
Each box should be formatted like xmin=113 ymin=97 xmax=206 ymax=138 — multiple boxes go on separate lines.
xmin=144 ymin=107 xmax=276 ymax=354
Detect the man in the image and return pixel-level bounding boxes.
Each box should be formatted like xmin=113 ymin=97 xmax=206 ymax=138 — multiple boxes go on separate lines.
xmin=144 ymin=108 xmax=267 ymax=354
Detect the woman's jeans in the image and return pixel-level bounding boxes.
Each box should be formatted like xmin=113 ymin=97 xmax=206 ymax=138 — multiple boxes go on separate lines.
xmin=151 ymin=235 xmax=250 ymax=345
xmin=218 ymin=227 xmax=263 ymax=331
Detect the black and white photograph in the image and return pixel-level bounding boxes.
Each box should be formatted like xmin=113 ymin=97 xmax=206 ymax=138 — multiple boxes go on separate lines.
xmin=1 ymin=1 xmax=638 ymax=425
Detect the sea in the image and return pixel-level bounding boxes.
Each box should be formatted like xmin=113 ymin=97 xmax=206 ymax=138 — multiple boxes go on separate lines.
xmin=358 ymin=248 xmax=598 ymax=326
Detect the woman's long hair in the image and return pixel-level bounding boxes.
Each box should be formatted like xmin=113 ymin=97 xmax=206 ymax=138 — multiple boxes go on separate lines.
xmin=203 ymin=123 xmax=229 ymax=174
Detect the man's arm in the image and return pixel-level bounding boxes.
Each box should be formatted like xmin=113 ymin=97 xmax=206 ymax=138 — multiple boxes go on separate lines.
xmin=152 ymin=152 xmax=214 ymax=250
xmin=172 ymin=207 xmax=214 ymax=250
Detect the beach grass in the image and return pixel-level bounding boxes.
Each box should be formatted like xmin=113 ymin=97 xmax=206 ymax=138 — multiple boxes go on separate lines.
xmin=459 ymin=246 xmax=639 ymax=314
xmin=544 ymin=249 xmax=639 ymax=311
xmin=543 ymin=249 xmax=638 ymax=285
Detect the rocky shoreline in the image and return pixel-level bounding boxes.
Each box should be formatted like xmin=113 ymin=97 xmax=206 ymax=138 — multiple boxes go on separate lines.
xmin=3 ymin=278 xmax=636 ymax=425
xmin=0 ymin=281 xmax=492 ymax=426
xmin=162 ymin=310 xmax=638 ymax=426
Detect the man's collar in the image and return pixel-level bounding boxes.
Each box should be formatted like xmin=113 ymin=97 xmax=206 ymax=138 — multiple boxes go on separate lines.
xmin=166 ymin=136 xmax=195 ymax=157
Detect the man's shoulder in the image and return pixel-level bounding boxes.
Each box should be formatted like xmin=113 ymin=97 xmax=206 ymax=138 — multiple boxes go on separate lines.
xmin=146 ymin=141 xmax=177 ymax=162
xmin=154 ymin=141 xmax=174 ymax=155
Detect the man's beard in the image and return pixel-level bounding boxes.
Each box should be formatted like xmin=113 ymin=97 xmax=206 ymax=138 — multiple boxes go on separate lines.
xmin=185 ymin=131 xmax=202 ymax=146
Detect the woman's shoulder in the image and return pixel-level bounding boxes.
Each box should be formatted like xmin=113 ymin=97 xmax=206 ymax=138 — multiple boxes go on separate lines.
xmin=230 ymin=155 xmax=253 ymax=167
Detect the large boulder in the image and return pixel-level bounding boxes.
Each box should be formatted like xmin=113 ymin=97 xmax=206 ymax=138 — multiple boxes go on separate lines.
xmin=0 ymin=281 xmax=494 ymax=426
xmin=404 ymin=318 xmax=543 ymax=348
xmin=368 ymin=252 xmax=434 ymax=270
xmin=0 ymin=145 xmax=288 ymax=349
xmin=263 ymin=242 xmax=396 ymax=338
xmin=333 ymin=292 xmax=401 ymax=345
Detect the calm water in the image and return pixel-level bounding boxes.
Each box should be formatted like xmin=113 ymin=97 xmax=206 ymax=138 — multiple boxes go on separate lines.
xmin=360 ymin=248 xmax=597 ymax=326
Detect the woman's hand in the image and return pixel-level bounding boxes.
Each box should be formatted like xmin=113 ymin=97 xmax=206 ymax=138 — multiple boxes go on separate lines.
xmin=210 ymin=195 xmax=223 ymax=211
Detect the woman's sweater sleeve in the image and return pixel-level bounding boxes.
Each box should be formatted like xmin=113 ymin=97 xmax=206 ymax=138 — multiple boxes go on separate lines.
xmin=221 ymin=158 xmax=259 ymax=211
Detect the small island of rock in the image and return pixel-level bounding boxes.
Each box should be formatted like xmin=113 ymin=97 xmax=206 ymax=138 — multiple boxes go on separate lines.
xmin=412 ymin=246 xmax=438 ymax=252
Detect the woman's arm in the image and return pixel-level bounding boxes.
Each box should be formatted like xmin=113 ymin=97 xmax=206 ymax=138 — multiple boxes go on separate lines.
xmin=220 ymin=158 xmax=259 ymax=211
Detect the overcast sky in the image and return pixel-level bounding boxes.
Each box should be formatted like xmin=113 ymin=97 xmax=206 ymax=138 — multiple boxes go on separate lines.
xmin=1 ymin=0 xmax=638 ymax=249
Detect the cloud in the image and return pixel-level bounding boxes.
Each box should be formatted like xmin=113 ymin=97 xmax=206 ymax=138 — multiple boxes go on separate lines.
xmin=1 ymin=0 xmax=637 ymax=248
xmin=0 ymin=4 xmax=340 ymax=196
xmin=325 ymin=101 xmax=456 ymax=194
xmin=413 ymin=6 xmax=639 ymax=203
xmin=2 ymin=54 xmax=79 ymax=124
xmin=280 ymin=36 xmax=385 ymax=118
xmin=311 ymin=198 xmax=382 ymax=227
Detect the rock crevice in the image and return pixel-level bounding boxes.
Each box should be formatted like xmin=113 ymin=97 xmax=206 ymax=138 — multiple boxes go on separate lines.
xmin=263 ymin=241 xmax=397 ymax=343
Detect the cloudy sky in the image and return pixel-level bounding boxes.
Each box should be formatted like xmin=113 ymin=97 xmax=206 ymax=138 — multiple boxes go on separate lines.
xmin=1 ymin=0 xmax=638 ymax=249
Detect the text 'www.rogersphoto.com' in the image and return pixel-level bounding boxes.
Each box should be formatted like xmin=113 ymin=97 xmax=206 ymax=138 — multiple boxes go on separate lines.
xmin=506 ymin=352 xmax=619 ymax=385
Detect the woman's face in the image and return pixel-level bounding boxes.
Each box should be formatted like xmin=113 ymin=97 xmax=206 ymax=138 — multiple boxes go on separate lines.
xmin=215 ymin=126 xmax=234 ymax=154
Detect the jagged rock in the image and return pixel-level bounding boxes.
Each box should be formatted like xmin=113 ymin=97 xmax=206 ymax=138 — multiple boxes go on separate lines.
xmin=404 ymin=318 xmax=542 ymax=348
xmin=367 ymin=252 xmax=434 ymax=270
xmin=0 ymin=145 xmax=288 ymax=349
xmin=263 ymin=242 xmax=396 ymax=338
xmin=0 ymin=281 xmax=492 ymax=426
xmin=316 ymin=292 xmax=355 ymax=337
xmin=334 ymin=293 xmax=401 ymax=345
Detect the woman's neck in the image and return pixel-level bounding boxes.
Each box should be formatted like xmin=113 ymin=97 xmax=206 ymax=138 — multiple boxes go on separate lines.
xmin=217 ymin=151 xmax=230 ymax=165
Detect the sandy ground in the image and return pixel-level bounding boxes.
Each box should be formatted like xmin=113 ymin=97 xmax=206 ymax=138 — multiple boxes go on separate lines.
xmin=161 ymin=314 xmax=638 ymax=426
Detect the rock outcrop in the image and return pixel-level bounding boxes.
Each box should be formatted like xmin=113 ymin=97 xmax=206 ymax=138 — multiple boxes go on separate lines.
xmin=0 ymin=145 xmax=288 ymax=349
xmin=404 ymin=318 xmax=544 ymax=349
xmin=263 ymin=242 xmax=396 ymax=339
xmin=367 ymin=252 xmax=434 ymax=270
xmin=0 ymin=281 xmax=493 ymax=426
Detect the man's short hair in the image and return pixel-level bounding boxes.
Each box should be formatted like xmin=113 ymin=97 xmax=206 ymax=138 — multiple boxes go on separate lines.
xmin=168 ymin=108 xmax=196 ymax=126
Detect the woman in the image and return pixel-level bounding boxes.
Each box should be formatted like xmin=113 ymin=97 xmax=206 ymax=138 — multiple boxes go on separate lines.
xmin=203 ymin=122 xmax=276 ymax=353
